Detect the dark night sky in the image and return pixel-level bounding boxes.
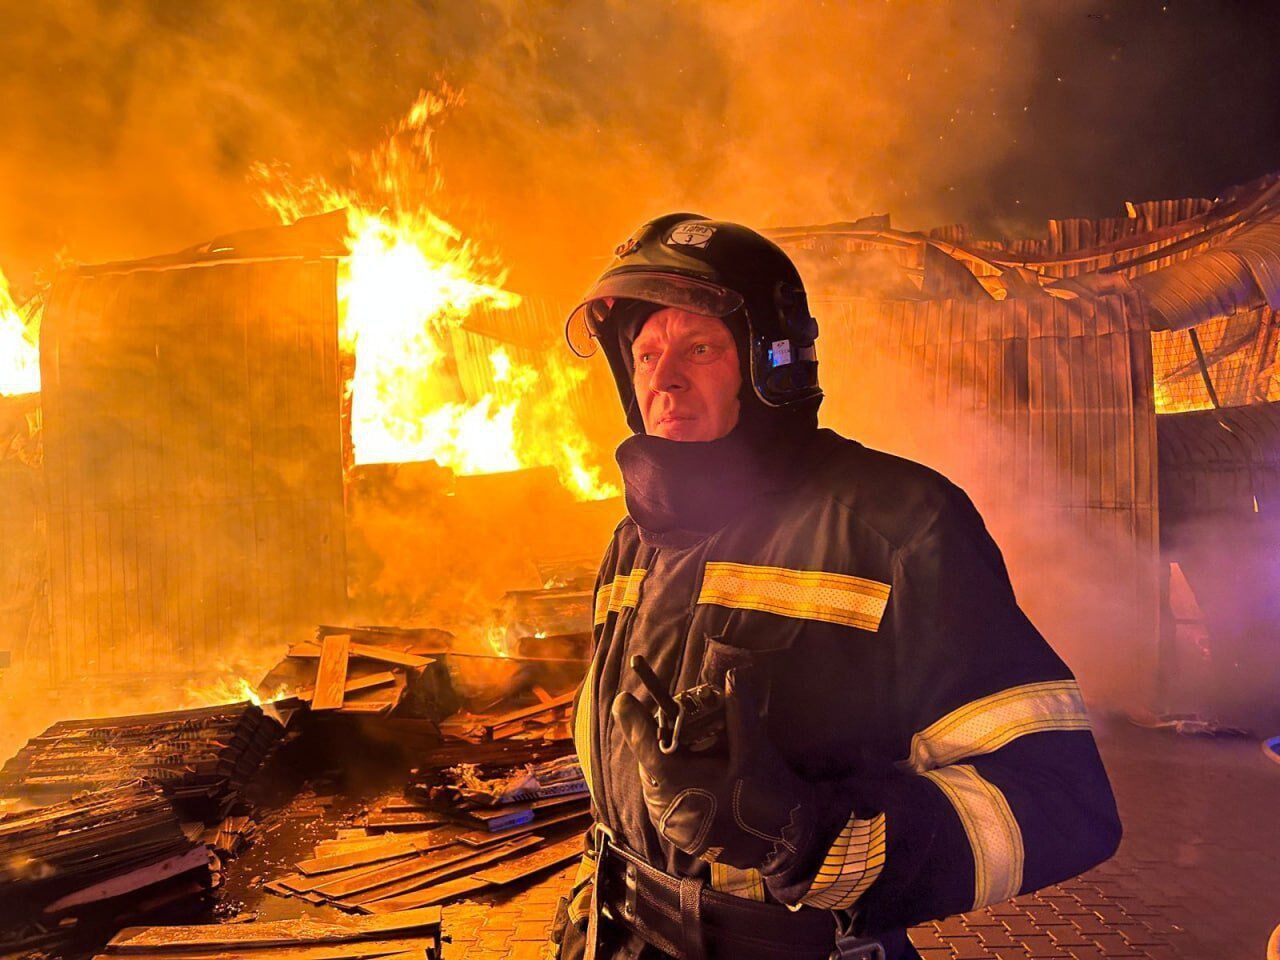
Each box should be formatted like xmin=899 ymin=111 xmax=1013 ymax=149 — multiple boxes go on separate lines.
xmin=977 ymin=1 xmax=1280 ymax=231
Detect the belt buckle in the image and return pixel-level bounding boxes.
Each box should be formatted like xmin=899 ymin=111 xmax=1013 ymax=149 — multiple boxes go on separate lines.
xmin=589 ymin=823 xmax=637 ymax=925
xmin=591 ymin=820 xmax=616 ymax=856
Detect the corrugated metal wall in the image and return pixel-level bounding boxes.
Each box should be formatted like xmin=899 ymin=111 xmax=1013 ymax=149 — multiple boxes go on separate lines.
xmin=0 ymin=396 xmax=44 ymax=668
xmin=40 ymin=259 xmax=347 ymax=681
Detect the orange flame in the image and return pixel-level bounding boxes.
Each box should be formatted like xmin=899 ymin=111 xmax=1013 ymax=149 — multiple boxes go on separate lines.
xmin=256 ymin=90 xmax=617 ymax=500
xmin=0 ymin=268 xmax=40 ymax=397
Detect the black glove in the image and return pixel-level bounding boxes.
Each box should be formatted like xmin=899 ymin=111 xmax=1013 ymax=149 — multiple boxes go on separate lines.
xmin=612 ymin=666 xmax=819 ymax=874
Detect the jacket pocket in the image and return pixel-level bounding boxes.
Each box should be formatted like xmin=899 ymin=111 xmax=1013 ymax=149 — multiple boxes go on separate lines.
xmin=698 ymin=614 xmax=803 ymax=688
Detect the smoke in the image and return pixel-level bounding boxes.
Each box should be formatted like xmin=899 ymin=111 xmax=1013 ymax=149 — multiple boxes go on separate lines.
xmin=0 ymin=0 xmax=1109 ymax=296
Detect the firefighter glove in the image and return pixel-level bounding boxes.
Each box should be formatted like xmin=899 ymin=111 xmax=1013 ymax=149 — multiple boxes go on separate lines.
xmin=612 ymin=666 xmax=819 ymax=874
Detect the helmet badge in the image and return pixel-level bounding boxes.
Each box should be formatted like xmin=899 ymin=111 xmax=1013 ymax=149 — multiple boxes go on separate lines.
xmin=667 ymin=221 xmax=717 ymax=249
xmin=614 ymin=236 xmax=642 ymax=258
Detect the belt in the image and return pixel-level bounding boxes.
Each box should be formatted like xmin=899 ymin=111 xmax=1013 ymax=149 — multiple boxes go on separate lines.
xmin=584 ymin=824 xmax=894 ymax=960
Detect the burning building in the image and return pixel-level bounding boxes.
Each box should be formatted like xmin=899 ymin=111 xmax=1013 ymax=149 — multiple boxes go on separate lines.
xmin=3 ymin=171 xmax=1280 ymax=728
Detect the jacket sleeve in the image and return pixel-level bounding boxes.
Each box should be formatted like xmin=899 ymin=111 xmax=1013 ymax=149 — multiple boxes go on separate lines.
xmin=769 ymin=486 xmax=1122 ymax=933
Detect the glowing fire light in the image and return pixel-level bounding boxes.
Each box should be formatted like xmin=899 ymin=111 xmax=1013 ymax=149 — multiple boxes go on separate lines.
xmin=256 ymin=90 xmax=617 ymax=500
xmin=0 ymin=269 xmax=40 ymax=397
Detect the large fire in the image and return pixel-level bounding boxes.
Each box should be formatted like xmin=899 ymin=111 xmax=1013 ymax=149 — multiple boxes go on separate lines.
xmin=257 ymin=90 xmax=617 ymax=500
xmin=0 ymin=268 xmax=40 ymax=397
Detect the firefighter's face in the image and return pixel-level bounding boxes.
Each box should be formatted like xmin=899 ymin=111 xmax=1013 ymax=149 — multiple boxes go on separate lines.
xmin=632 ymin=308 xmax=741 ymax=441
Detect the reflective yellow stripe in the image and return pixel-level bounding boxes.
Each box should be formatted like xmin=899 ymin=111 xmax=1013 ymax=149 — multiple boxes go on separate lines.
xmin=922 ymin=765 xmax=1023 ymax=909
xmin=572 ymin=668 xmax=595 ymax=804
xmin=709 ymin=863 xmax=766 ymax=902
xmin=567 ymin=851 xmax=595 ymax=923
xmin=698 ymin=562 xmax=891 ymax=632
xmin=801 ymin=812 xmax=886 ymax=909
xmin=593 ymin=567 xmax=647 ymax=626
xmin=905 ymin=680 xmax=1091 ymax=773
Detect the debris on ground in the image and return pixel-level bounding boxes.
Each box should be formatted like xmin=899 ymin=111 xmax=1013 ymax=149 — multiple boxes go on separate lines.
xmin=0 ymin=781 xmax=214 ymax=957
xmin=94 ymin=906 xmax=444 ymax=959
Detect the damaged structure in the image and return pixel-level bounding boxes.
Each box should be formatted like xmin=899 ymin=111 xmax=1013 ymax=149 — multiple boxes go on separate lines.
xmin=769 ymin=172 xmax=1280 ymax=726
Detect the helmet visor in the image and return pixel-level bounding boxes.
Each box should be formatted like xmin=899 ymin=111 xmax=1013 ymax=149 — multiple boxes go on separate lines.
xmin=565 ymin=271 xmax=745 ymax=357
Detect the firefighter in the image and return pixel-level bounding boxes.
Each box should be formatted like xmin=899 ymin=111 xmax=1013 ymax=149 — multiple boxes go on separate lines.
xmin=551 ymin=213 xmax=1122 ymax=960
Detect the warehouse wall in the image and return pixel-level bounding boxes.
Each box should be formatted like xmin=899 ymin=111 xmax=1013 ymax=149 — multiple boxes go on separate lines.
xmin=40 ymin=259 xmax=347 ymax=681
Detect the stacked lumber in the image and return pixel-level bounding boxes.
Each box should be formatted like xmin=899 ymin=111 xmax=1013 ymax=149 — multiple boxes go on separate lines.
xmin=478 ymin=691 xmax=576 ymax=741
xmin=0 ymin=782 xmax=211 ymax=954
xmin=0 ymin=702 xmax=282 ymax=818
xmin=260 ymin=630 xmax=457 ymax=721
xmin=96 ymin=907 xmax=444 ymax=960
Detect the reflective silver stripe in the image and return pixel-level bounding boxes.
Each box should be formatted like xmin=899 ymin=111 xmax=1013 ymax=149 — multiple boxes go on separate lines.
xmin=921 ymin=764 xmax=1023 ymax=909
xmin=698 ymin=562 xmax=891 ymax=632
xmin=800 ymin=812 xmax=887 ymax=909
xmin=905 ymin=680 xmax=1092 ymax=773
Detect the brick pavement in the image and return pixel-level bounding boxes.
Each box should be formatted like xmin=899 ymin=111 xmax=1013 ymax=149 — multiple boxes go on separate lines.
xmin=440 ymin=720 xmax=1280 ymax=960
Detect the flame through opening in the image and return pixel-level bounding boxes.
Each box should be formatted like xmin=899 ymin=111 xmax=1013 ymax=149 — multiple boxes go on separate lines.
xmin=257 ymin=90 xmax=617 ymax=501
xmin=0 ymin=270 xmax=39 ymax=397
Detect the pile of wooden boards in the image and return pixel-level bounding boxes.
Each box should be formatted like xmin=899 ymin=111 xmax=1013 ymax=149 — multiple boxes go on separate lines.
xmin=0 ymin=781 xmax=211 ymax=955
xmin=261 ymin=629 xmax=458 ymax=721
xmin=96 ymin=906 xmax=444 ymax=960
xmin=0 ymin=702 xmax=283 ymax=819
xmin=264 ymin=785 xmax=589 ymax=914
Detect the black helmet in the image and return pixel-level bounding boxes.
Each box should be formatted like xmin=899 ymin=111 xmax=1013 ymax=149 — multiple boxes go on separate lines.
xmin=566 ymin=213 xmax=820 ymax=431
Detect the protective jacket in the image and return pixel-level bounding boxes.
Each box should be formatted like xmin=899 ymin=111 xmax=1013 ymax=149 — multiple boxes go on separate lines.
xmin=565 ymin=429 xmax=1121 ymax=958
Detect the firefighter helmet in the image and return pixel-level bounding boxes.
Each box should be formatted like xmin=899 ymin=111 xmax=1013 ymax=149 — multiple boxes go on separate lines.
xmin=566 ymin=213 xmax=820 ymax=431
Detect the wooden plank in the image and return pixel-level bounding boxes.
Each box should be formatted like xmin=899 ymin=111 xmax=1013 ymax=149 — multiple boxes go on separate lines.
xmin=311 ymin=635 xmax=351 ymax=711
xmin=44 ymin=846 xmax=211 ymax=912
xmin=458 ymin=804 xmax=534 ymax=832
xmin=360 ymin=876 xmax=491 ymax=915
xmin=107 ymin=907 xmax=442 ymax=952
xmin=311 ymin=827 xmax=459 ymax=861
xmin=473 ymin=834 xmax=584 ymax=885
xmin=456 ymin=808 xmax=590 ymax=847
xmin=363 ymin=812 xmax=449 ymax=830
xmin=298 ymin=845 xmax=413 ymax=876
xmin=315 ymin=840 xmax=511 ymax=900
xmin=93 ymin=939 xmax=439 ymax=960
xmin=531 ymin=791 xmax=589 ymax=811
xmin=347 ymin=836 xmax=542 ymax=907
xmin=481 ymin=691 xmax=575 ymax=737
xmin=282 ymin=856 xmax=418 ymax=893
xmin=338 ymin=701 xmax=398 ymax=715
xmin=289 ymin=641 xmax=433 ymax=669
xmin=295 ymin=671 xmax=396 ymax=703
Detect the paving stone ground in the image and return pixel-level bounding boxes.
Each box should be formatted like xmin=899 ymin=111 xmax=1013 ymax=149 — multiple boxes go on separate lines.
xmin=440 ymin=719 xmax=1280 ymax=960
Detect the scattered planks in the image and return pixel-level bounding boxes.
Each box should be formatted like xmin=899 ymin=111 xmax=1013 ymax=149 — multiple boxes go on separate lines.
xmin=100 ymin=907 xmax=443 ymax=959
xmin=267 ymin=799 xmax=589 ymax=914
xmin=479 ymin=690 xmax=576 ymax=741
xmin=261 ymin=634 xmax=450 ymax=720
